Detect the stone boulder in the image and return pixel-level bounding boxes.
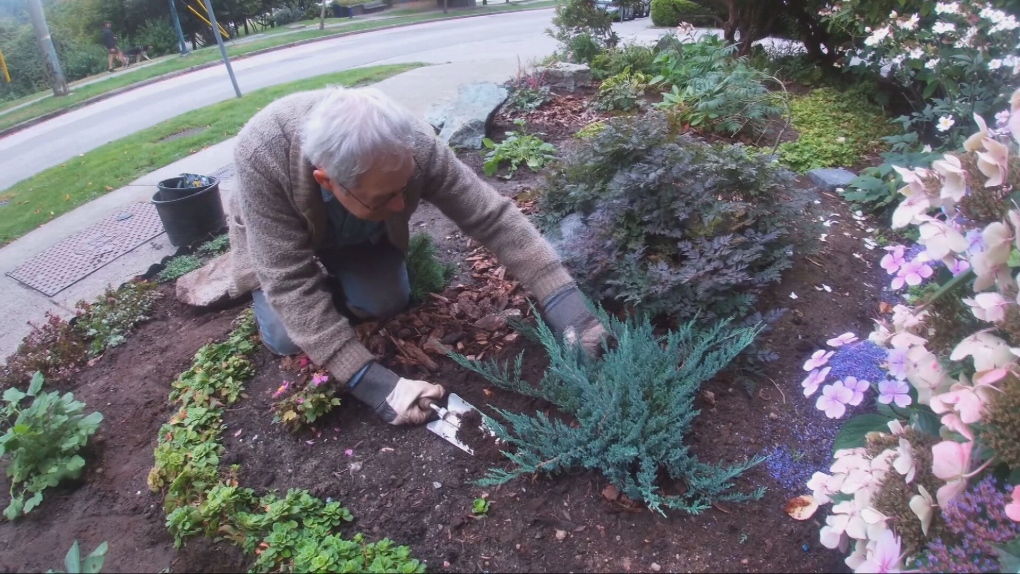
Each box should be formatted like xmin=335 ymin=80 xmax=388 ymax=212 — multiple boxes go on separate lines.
xmin=533 ymin=62 xmax=591 ymax=93
xmin=808 ymin=167 xmax=857 ymax=191
xmin=176 ymin=252 xmax=237 ymax=308
xmin=426 ymin=82 xmax=509 ymax=149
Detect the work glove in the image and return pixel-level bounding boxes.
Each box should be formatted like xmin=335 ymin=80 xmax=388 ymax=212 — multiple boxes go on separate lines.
xmin=349 ymin=362 xmax=446 ymax=426
xmin=541 ymin=285 xmax=607 ymax=357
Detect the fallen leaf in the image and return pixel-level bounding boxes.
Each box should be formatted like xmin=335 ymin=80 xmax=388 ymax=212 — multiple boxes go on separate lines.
xmin=785 ymin=495 xmax=819 ymax=520
xmin=233 ymin=429 xmax=243 ymax=437
xmin=602 ymin=485 xmax=620 ymax=501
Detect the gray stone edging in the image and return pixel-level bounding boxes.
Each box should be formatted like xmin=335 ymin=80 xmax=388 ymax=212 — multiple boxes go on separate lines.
xmin=0 ymin=4 xmax=551 ymax=140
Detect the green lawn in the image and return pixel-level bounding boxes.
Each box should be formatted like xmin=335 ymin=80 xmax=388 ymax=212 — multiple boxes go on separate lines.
xmin=0 ymin=63 xmax=423 ymax=246
xmin=0 ymin=0 xmax=554 ymax=132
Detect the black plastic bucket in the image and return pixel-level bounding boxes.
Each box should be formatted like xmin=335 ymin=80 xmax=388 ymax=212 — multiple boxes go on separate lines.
xmin=152 ymin=176 xmax=226 ymax=247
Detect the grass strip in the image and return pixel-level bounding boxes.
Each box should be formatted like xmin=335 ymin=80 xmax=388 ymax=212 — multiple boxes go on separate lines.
xmin=147 ymin=310 xmax=425 ymax=573
xmin=0 ymin=0 xmax=554 ymax=131
xmin=0 ymin=63 xmax=423 ymax=246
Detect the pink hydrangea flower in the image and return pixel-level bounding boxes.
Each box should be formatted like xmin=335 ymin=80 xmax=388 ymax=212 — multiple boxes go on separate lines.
xmin=880 ymin=245 xmax=906 ymax=274
xmin=802 ymin=366 xmax=832 ymax=397
xmin=804 ymin=350 xmax=835 ymax=371
xmin=312 ymin=373 xmax=329 ymax=387
xmin=816 ymin=381 xmax=854 ymax=419
xmin=1006 ymin=487 xmax=1020 ymax=522
xmin=949 ymin=257 xmax=971 ymax=276
xmin=877 ymin=379 xmax=912 ymax=407
xmin=842 ymin=376 xmax=870 ymax=406
xmin=827 ymin=332 xmax=858 ymax=347
xmin=885 ymin=348 xmax=910 ymax=380
xmin=891 ymin=256 xmax=934 ymax=290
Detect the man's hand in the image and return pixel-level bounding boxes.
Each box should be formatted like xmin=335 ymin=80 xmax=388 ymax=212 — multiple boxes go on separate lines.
xmin=349 ymin=362 xmax=446 ymax=425
xmin=542 ymin=285 xmax=607 ymax=357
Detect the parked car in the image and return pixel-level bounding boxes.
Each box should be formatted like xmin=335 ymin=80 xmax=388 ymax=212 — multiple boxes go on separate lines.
xmin=595 ymin=0 xmax=636 ymax=21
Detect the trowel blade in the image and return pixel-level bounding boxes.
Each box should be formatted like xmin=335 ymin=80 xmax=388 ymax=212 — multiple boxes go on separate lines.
xmin=426 ymin=418 xmax=475 ymax=455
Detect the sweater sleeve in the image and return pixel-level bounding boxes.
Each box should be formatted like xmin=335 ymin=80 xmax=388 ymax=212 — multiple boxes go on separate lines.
xmin=234 ymin=142 xmax=375 ymax=386
xmin=417 ymin=135 xmax=573 ymax=303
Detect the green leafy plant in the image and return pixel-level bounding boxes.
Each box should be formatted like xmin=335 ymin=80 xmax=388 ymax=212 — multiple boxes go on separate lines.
xmin=546 ymin=0 xmax=618 ymax=63
xmin=575 ymin=120 xmax=607 ymax=139
xmin=0 ymin=372 xmax=103 ymax=520
xmin=652 ymin=35 xmax=786 ymax=138
xmin=157 ymin=254 xmax=203 ymax=282
xmin=649 ymin=0 xmax=712 ymax=27
xmin=271 ymin=372 xmax=342 ymax=431
xmin=595 ymin=67 xmax=651 ymax=112
xmin=47 ymin=540 xmax=109 ymax=574
xmin=840 ymin=131 xmax=942 ymax=214
xmin=590 ymin=42 xmax=657 ymax=80
xmin=471 ymin=497 xmax=491 ymax=516
xmin=450 ymin=307 xmax=767 ymax=516
xmin=538 ymin=111 xmax=805 ymax=322
xmin=775 ymin=87 xmax=894 ymax=173
xmin=73 ymin=281 xmax=159 ymax=356
xmin=195 ymin=233 xmax=230 ymax=258
xmin=482 ymin=120 xmax=558 ymax=179
xmin=405 ymin=232 xmax=456 ymax=305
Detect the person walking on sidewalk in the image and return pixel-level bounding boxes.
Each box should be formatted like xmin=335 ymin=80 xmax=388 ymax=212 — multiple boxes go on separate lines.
xmin=101 ymin=22 xmax=128 ymax=72
xmin=225 ymin=86 xmax=606 ymax=427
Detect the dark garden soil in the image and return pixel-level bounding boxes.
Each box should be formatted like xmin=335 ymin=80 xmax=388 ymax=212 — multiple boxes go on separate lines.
xmin=0 ymin=88 xmax=894 ymax=573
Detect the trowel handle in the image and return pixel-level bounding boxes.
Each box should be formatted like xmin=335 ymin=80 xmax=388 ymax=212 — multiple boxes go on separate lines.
xmin=429 ymin=402 xmax=449 ymax=420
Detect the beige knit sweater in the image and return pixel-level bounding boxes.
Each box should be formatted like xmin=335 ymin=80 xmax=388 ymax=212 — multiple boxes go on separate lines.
xmin=226 ymin=89 xmax=574 ymax=385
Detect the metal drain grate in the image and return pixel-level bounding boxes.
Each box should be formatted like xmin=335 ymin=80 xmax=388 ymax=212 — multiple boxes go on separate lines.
xmin=208 ymin=163 xmax=236 ymax=181
xmin=7 ymin=202 xmax=165 ymax=296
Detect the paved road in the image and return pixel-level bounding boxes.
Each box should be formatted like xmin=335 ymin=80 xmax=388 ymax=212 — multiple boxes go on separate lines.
xmin=0 ymin=10 xmax=664 ymax=191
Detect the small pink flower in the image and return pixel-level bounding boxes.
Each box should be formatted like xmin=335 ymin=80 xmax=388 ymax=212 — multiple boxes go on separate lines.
xmin=885 ymin=348 xmax=910 ymax=380
xmin=344 ymin=449 xmax=354 ymax=457
xmin=816 ymin=382 xmax=854 ymax=419
xmin=827 ymin=332 xmax=858 ymax=347
xmin=949 ymin=257 xmax=971 ymax=276
xmin=891 ymin=256 xmax=934 ymax=290
xmin=842 ymin=376 xmax=870 ymax=406
xmin=312 ymin=373 xmax=329 ymax=387
xmin=804 ymin=350 xmax=835 ymax=371
xmin=297 ymin=397 xmax=304 ymax=404
xmin=299 ymin=356 xmax=311 ymax=368
xmin=877 ymin=379 xmax=912 ymax=407
xmin=272 ymin=380 xmax=292 ymax=399
xmin=802 ymin=366 xmax=832 ymax=397
xmin=880 ymin=245 xmax=906 ymax=274
xmin=1006 ymin=487 xmax=1020 ymax=522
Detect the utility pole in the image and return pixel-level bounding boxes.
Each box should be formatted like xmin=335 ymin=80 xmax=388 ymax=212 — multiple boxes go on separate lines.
xmin=169 ymin=0 xmax=190 ymax=55
xmin=319 ymin=0 xmax=327 ymax=30
xmin=202 ymin=0 xmax=242 ymax=98
xmin=25 ymin=0 xmax=68 ymax=97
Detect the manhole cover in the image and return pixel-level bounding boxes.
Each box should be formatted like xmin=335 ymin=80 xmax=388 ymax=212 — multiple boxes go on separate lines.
xmin=6 ymin=202 xmax=165 ymax=296
xmin=158 ymin=126 xmax=207 ymax=143
xmin=208 ymin=163 xmax=236 ymax=181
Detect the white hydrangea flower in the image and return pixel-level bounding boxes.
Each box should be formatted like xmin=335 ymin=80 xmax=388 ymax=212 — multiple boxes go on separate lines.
xmin=926 ymin=58 xmax=941 ymax=69
xmin=933 ymin=21 xmax=957 ymax=34
xmin=864 ymin=26 xmax=892 ymax=46
xmin=935 ymin=1 xmax=959 ymax=14
xmin=908 ymin=47 xmax=925 ymax=59
xmin=980 ymin=7 xmax=1007 ymax=25
xmin=937 ymin=116 xmax=956 ymax=132
xmin=990 ymin=59 xmax=1004 ymax=70
xmin=900 ymin=14 xmax=919 ymax=29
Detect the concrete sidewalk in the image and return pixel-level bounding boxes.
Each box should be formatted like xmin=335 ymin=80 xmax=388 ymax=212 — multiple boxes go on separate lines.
xmin=0 ymin=58 xmax=533 ymax=361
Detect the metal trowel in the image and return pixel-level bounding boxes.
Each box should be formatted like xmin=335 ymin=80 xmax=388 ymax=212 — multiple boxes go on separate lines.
xmin=426 ymin=393 xmax=482 ymax=455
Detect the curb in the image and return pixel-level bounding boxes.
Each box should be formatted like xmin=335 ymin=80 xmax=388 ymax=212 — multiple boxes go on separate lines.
xmin=0 ymin=4 xmax=553 ymax=140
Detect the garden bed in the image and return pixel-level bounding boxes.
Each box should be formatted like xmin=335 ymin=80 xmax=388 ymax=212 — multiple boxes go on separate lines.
xmin=0 ymin=87 xmax=895 ymax=573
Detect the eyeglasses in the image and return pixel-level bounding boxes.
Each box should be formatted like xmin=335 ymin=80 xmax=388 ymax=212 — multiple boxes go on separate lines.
xmin=337 ymin=158 xmax=419 ymax=212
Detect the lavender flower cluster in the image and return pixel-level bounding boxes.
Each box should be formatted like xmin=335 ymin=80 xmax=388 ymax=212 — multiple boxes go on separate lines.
xmin=918 ymin=477 xmax=1020 ymax=573
xmin=764 ymin=416 xmax=840 ymax=492
xmin=825 ymin=340 xmax=888 ymax=386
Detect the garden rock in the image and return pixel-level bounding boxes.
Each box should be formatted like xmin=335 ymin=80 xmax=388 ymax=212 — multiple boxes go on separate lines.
xmin=808 ymin=168 xmax=857 ymax=191
xmin=533 ymin=62 xmax=591 ymax=92
xmin=426 ymin=82 xmax=509 ymax=149
xmin=176 ymin=252 xmax=235 ymax=307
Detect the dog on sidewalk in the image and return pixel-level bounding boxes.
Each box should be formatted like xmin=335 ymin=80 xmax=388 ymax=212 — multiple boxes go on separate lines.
xmin=123 ymin=45 xmax=153 ymax=65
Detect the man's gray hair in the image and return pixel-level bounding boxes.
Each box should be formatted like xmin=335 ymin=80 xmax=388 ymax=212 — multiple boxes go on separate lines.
xmin=301 ymin=86 xmax=417 ymax=188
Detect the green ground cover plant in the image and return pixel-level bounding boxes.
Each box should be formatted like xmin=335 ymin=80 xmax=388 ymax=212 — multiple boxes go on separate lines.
xmin=0 ymin=64 xmax=421 ymax=247
xmin=451 ymin=308 xmax=767 ymax=515
xmin=776 ymin=87 xmax=894 ymax=173
xmin=0 ymin=373 xmax=103 ymax=520
xmin=148 ymin=310 xmax=424 ymax=572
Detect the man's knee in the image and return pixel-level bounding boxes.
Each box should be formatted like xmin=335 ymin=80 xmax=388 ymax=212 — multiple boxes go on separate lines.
xmin=252 ymin=290 xmax=301 ymax=355
xmin=347 ymin=287 xmax=410 ymax=320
